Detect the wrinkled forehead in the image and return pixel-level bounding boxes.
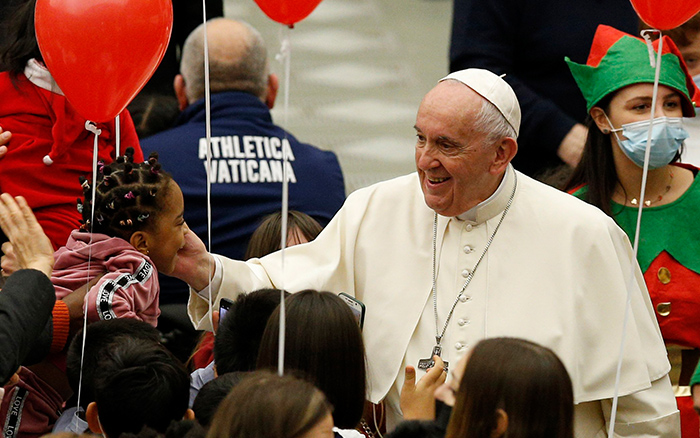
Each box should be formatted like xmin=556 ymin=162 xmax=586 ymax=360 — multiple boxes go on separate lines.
xmin=416 ymin=82 xmax=484 ymax=135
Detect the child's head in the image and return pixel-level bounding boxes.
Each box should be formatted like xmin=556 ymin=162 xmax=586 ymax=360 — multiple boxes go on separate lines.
xmin=86 ymin=338 xmax=191 ymax=438
xmin=664 ymin=15 xmax=700 ymax=76
xmin=206 ymin=370 xmax=334 ymax=438
xmin=79 ymin=147 xmax=188 ymax=274
xmin=66 ymin=319 xmax=161 ymax=411
xmin=244 ymin=210 xmax=323 ymax=260
xmin=213 ymin=288 xmax=288 ymax=375
xmin=256 ymin=290 xmax=366 ymax=430
xmin=192 ymin=372 xmax=247 ymax=428
xmin=642 ymin=14 xmax=700 ymax=76
xmin=445 ymin=337 xmax=574 ymax=438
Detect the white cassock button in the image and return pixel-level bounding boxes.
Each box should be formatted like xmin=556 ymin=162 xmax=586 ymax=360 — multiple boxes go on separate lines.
xmin=458 ymin=318 xmax=469 ymax=326
xmin=459 ymin=295 xmax=469 ymax=303
xmin=455 ymin=342 xmax=465 ymax=350
xmin=465 ymin=224 xmax=473 ymax=232
xmin=461 ymin=269 xmax=471 ymax=278
xmin=463 ymin=245 xmax=473 ymax=254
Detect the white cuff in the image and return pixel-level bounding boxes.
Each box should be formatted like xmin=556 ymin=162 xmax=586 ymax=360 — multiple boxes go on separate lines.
xmin=193 ymin=255 xmax=223 ymax=301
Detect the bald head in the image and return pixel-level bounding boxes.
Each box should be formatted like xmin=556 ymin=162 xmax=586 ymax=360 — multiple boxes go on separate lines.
xmin=180 ymin=18 xmax=268 ymax=103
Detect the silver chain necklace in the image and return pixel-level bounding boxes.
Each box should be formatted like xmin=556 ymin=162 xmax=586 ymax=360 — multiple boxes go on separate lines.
xmin=417 ymin=172 xmax=517 ymax=372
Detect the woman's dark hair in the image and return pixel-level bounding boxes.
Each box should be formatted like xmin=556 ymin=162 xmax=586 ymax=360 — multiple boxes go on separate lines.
xmin=445 ymin=337 xmax=574 ymax=438
xmin=244 ymin=210 xmax=323 ymax=260
xmin=127 ymin=94 xmax=180 ymax=139
xmin=563 ymin=94 xmax=619 ymax=216
xmin=0 ymin=0 xmax=42 ymax=76
xmin=564 ymin=93 xmax=682 ymax=217
xmin=78 ymin=147 xmax=173 ymax=241
xmin=256 ymin=290 xmax=366 ymax=429
xmin=206 ymin=370 xmax=332 ymax=438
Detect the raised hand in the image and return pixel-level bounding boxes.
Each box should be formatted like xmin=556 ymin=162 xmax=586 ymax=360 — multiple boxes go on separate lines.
xmin=400 ymin=355 xmax=447 ymax=420
xmin=0 ymin=194 xmax=54 ymax=277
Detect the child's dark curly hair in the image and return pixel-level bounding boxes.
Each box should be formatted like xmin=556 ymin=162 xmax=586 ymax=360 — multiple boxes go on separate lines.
xmin=78 ymin=147 xmax=173 ymax=241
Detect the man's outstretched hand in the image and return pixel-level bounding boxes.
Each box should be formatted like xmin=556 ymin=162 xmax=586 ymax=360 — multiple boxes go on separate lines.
xmin=168 ymin=224 xmax=216 ymax=292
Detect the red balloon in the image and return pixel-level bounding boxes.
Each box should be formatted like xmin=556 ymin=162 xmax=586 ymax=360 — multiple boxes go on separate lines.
xmin=630 ymin=0 xmax=700 ymax=30
xmin=35 ymin=0 xmax=172 ymax=123
xmin=253 ymin=0 xmax=323 ymax=26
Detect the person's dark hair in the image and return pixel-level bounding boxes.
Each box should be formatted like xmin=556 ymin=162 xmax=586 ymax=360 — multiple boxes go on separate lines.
xmin=66 ymin=319 xmax=161 ymax=410
xmin=118 ymin=421 xmax=206 ymax=438
xmin=165 ymin=420 xmax=207 ymax=438
xmin=564 ymin=93 xmax=683 ymax=217
xmin=92 ymin=338 xmax=190 ymax=438
xmin=127 ymin=94 xmax=180 ymax=139
xmin=244 ymin=211 xmax=323 ymax=260
xmin=445 ymin=337 xmax=574 ymax=438
xmin=206 ymin=370 xmax=332 ymax=438
xmin=385 ymin=420 xmax=444 ymax=438
xmin=257 ymin=290 xmax=366 ymax=429
xmin=563 ymin=94 xmax=619 ymax=216
xmin=192 ymin=372 xmax=247 ymax=428
xmin=213 ymin=289 xmax=287 ymax=374
xmin=78 ymin=147 xmax=173 ymax=241
xmin=0 ymin=0 xmax=42 ymax=76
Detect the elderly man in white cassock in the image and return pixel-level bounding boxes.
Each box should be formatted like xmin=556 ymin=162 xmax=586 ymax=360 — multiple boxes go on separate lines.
xmin=173 ymin=69 xmax=679 ymax=436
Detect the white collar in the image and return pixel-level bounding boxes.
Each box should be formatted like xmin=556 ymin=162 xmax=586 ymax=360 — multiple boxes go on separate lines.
xmin=24 ymin=59 xmax=63 ymax=95
xmin=455 ymin=164 xmax=514 ymax=223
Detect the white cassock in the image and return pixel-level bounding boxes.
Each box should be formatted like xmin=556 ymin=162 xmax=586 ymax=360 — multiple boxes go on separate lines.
xmin=188 ymin=164 xmax=679 ymax=437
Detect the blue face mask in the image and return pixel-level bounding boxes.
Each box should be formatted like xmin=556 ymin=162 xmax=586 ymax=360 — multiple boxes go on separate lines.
xmin=608 ymin=116 xmax=688 ymax=169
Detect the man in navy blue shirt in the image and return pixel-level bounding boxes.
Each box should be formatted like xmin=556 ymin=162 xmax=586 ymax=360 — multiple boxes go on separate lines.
xmin=141 ymin=18 xmax=345 ymax=303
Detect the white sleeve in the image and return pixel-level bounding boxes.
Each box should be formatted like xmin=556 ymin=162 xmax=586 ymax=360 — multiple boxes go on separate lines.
xmin=601 ymin=374 xmax=679 ymax=437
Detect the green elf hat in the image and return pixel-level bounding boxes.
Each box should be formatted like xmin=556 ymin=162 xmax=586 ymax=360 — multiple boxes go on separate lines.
xmin=566 ymin=24 xmax=699 ymax=117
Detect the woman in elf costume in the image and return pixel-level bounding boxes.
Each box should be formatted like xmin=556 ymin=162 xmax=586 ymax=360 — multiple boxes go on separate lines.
xmin=565 ymin=24 xmax=700 ymax=437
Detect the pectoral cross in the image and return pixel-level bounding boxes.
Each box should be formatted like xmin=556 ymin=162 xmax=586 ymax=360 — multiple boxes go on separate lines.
xmin=417 ymin=345 xmax=449 ymax=372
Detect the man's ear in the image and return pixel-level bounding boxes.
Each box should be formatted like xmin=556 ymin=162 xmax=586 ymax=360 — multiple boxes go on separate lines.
xmin=265 ymin=73 xmax=279 ymax=109
xmin=129 ymin=231 xmax=149 ymax=256
xmin=490 ymin=137 xmax=518 ymax=175
xmin=590 ymin=107 xmax=612 ymax=134
xmin=184 ymin=408 xmax=195 ymax=420
xmin=86 ymin=402 xmax=103 ymax=435
xmin=490 ymin=408 xmax=508 ymax=438
xmin=174 ymin=74 xmax=189 ymax=111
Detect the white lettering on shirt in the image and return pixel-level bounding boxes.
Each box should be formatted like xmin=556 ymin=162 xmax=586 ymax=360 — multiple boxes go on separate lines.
xmin=199 ymin=135 xmax=298 ymax=184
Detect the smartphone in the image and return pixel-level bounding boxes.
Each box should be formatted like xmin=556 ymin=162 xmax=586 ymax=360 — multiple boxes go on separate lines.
xmin=219 ymin=297 xmax=235 ymax=324
xmin=339 ymin=292 xmax=366 ymax=330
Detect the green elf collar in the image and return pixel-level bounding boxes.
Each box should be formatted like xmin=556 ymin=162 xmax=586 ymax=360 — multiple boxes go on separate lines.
xmin=573 ymin=168 xmax=700 ymax=274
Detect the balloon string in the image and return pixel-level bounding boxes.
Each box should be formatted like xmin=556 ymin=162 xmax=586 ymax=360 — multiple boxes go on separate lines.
xmin=74 ymin=121 xmax=101 ymax=426
xmin=201 ymin=0 xmax=214 ymax=333
xmin=607 ymin=29 xmax=663 ymax=437
xmin=115 ymin=114 xmax=120 ymax=158
xmin=275 ymin=26 xmax=292 ymax=376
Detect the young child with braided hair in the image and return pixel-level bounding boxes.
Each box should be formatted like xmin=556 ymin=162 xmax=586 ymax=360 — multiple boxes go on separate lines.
xmin=50 ymin=147 xmax=188 ymax=326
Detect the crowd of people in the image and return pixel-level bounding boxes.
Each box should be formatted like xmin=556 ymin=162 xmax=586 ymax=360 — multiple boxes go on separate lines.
xmin=3 ymin=0 xmax=700 ymax=437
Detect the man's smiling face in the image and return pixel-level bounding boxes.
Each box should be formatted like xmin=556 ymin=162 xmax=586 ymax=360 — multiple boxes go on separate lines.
xmin=414 ymin=81 xmax=500 ymax=217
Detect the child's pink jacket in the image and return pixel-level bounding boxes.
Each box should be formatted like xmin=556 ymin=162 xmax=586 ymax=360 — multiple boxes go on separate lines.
xmin=51 ymin=230 xmax=160 ymax=326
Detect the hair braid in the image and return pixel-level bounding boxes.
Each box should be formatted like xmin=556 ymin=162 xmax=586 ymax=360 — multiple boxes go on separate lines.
xmin=78 ymin=148 xmax=172 ymax=241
